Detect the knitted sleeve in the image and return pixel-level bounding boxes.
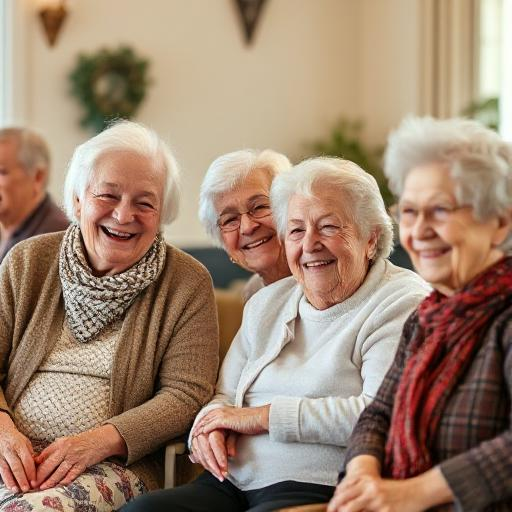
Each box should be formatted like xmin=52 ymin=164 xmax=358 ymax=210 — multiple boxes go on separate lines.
xmin=268 ymin=291 xmax=422 ymax=447
xmin=106 ymin=271 xmax=220 ymax=464
xmin=0 ymin=257 xmax=16 ymax=414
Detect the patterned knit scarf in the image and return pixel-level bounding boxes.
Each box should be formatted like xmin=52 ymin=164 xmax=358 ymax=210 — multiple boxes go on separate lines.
xmin=59 ymin=223 xmax=166 ymax=343
xmin=384 ymin=256 xmax=512 ymax=479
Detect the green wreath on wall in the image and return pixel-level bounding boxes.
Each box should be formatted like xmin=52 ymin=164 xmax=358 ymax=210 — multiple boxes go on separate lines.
xmin=69 ymin=46 xmax=151 ymax=133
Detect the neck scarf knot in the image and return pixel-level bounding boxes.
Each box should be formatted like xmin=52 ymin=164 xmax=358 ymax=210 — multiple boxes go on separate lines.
xmin=384 ymin=256 xmax=512 ymax=478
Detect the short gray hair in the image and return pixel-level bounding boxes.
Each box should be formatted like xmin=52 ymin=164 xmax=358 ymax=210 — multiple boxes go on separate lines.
xmin=384 ymin=116 xmax=512 ymax=250
xmin=63 ymin=120 xmax=181 ymax=225
xmin=0 ymin=127 xmax=50 ymax=180
xmin=198 ymin=149 xmax=291 ymax=245
xmin=271 ymin=157 xmax=393 ymax=260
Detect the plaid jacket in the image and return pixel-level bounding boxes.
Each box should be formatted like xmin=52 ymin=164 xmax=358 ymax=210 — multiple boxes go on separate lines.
xmin=343 ymin=306 xmax=512 ymax=511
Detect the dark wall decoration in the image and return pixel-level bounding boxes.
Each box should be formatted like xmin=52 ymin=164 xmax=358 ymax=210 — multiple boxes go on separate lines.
xmin=69 ymin=46 xmax=151 ymax=133
xmin=234 ymin=0 xmax=268 ymax=44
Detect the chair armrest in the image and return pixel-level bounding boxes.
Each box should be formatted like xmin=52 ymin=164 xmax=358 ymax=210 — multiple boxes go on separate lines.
xmin=164 ymin=439 xmax=187 ymax=489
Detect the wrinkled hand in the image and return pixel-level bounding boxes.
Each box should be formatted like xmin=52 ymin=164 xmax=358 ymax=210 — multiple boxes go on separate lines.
xmin=33 ymin=425 xmax=125 ymax=491
xmin=193 ymin=406 xmax=270 ymax=437
xmin=327 ymin=473 xmax=421 ymax=512
xmin=189 ymin=429 xmax=237 ymax=481
xmin=0 ymin=414 xmax=36 ymax=493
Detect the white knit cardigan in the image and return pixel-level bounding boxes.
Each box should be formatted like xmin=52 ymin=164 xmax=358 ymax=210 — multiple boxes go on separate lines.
xmin=190 ymin=259 xmax=431 ymax=490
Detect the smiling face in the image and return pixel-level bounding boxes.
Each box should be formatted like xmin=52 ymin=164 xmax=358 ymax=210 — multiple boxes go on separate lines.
xmin=285 ymin=186 xmax=377 ymax=310
xmin=74 ymin=150 xmax=164 ymax=276
xmin=399 ymin=163 xmax=509 ymax=295
xmin=215 ymin=168 xmax=289 ymax=284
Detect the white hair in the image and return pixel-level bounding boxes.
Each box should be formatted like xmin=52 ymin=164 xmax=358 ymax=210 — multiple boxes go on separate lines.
xmin=0 ymin=127 xmax=50 ymax=182
xmin=384 ymin=116 xmax=512 ymax=250
xmin=198 ymin=149 xmax=292 ymax=246
xmin=63 ymin=120 xmax=181 ymax=225
xmin=270 ymin=157 xmax=394 ymax=260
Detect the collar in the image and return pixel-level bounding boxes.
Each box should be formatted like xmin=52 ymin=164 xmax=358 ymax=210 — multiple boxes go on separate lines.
xmin=13 ymin=195 xmax=51 ymax=237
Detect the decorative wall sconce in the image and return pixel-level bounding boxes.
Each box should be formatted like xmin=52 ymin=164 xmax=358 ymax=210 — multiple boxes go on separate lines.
xmin=38 ymin=0 xmax=68 ymax=47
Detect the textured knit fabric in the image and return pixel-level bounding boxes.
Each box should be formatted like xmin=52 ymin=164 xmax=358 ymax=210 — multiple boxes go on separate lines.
xmin=242 ymin=273 xmax=265 ymax=303
xmin=0 ymin=232 xmax=219 ymax=490
xmin=59 ymin=224 xmax=166 ymax=343
xmin=190 ymin=258 xmax=430 ymax=491
xmin=13 ymin=320 xmax=120 ymax=442
xmin=0 ymin=194 xmax=69 ymax=263
xmin=384 ymin=257 xmax=512 ymax=480
xmin=0 ymin=461 xmax=145 ymax=511
xmin=343 ymin=304 xmax=512 ymax=511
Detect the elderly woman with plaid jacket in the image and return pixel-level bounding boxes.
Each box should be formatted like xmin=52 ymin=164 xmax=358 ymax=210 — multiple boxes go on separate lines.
xmin=328 ymin=117 xmax=512 ymax=512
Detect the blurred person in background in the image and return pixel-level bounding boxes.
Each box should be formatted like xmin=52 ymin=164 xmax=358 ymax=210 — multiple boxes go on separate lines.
xmin=0 ymin=127 xmax=69 ymax=262
xmin=328 ymin=117 xmax=512 ymax=512
xmin=199 ymin=149 xmax=292 ymax=302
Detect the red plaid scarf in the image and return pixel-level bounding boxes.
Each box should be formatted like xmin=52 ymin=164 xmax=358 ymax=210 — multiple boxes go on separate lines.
xmin=384 ymin=256 xmax=512 ymax=479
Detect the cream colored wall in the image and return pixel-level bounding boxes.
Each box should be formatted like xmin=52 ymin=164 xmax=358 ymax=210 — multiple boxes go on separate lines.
xmin=10 ymin=0 xmax=423 ymax=246
xmin=358 ymin=0 xmax=421 ymax=145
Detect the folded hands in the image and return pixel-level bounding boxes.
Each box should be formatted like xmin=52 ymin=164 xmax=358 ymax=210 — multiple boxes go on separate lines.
xmin=0 ymin=413 xmax=126 ymax=493
xmin=189 ymin=405 xmax=270 ymax=481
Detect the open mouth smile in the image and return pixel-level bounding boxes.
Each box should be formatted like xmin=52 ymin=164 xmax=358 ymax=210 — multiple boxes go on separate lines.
xmin=101 ymin=226 xmax=137 ymax=241
xmin=242 ymin=235 xmax=272 ymax=250
xmin=303 ymin=259 xmax=335 ymax=269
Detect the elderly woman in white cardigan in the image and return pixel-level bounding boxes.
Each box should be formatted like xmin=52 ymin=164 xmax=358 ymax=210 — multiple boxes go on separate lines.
xmin=123 ymin=157 xmax=430 ymax=512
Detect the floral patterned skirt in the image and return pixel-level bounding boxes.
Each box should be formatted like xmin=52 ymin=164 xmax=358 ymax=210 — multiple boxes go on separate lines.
xmin=0 ymin=461 xmax=146 ymax=511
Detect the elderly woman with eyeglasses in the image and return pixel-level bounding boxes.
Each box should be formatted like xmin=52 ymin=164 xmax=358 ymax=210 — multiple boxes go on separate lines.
xmin=328 ymin=117 xmax=512 ymax=512
xmin=198 ymin=149 xmax=292 ymax=302
xmin=122 ymin=157 xmax=429 ymax=512
xmin=0 ymin=121 xmax=218 ymax=511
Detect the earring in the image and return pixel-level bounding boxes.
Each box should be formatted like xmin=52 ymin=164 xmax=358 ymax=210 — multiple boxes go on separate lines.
xmin=230 ymin=257 xmax=237 ymax=264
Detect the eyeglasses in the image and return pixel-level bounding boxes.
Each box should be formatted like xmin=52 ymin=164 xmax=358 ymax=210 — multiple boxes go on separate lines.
xmin=390 ymin=203 xmax=471 ymax=226
xmin=217 ymin=200 xmax=272 ymax=232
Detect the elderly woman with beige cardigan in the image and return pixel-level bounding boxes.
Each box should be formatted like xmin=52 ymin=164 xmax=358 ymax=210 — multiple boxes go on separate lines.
xmin=0 ymin=121 xmax=219 ymax=511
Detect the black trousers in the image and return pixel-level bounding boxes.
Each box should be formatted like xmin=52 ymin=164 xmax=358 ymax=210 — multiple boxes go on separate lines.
xmin=122 ymin=471 xmax=335 ymax=512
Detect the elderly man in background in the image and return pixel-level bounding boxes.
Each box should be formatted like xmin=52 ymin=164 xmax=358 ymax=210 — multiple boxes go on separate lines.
xmin=0 ymin=127 xmax=68 ymax=262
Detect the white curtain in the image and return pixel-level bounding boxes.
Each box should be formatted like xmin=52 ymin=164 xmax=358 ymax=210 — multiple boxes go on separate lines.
xmin=500 ymin=0 xmax=512 ymax=139
xmin=419 ymin=0 xmax=478 ymax=117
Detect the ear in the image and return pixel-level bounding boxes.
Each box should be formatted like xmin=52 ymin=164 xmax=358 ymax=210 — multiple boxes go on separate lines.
xmin=492 ymin=209 xmax=512 ymax=247
xmin=366 ymin=230 xmax=379 ymax=260
xmin=33 ymin=167 xmax=47 ymax=190
xmin=73 ymin=195 xmax=82 ymax=220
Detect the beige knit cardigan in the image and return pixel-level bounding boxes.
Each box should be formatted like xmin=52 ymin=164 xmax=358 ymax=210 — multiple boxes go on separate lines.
xmin=0 ymin=232 xmax=219 ymax=489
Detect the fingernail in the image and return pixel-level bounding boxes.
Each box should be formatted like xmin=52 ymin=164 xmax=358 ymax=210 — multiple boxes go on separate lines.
xmin=222 ymin=471 xmax=228 ymax=478
xmin=12 ymin=486 xmax=19 ymax=493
